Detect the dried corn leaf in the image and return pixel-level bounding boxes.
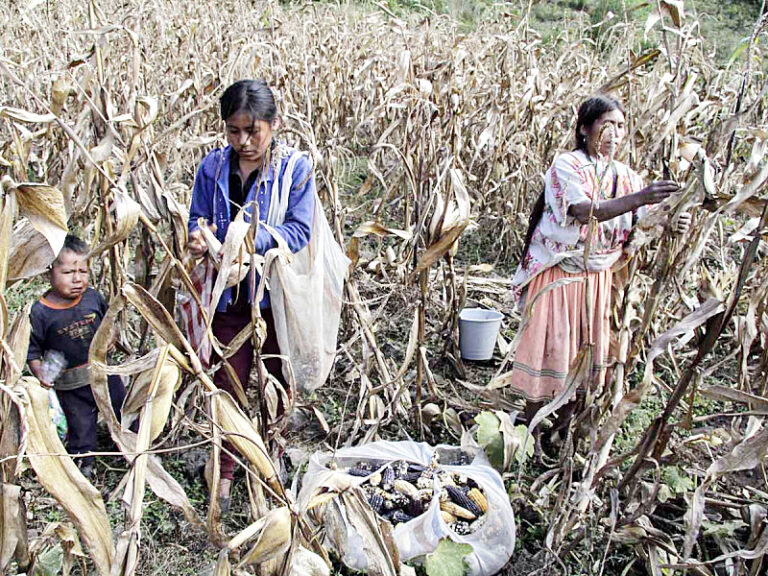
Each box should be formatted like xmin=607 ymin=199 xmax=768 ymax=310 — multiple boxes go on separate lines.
xmin=290 ymin=546 xmax=330 ymax=576
xmin=162 ymin=190 xmax=191 ymax=248
xmin=529 ymin=346 xmax=591 ymax=435
xmin=661 ymin=0 xmax=685 ymax=27
xmin=339 ymin=488 xmax=399 ymax=576
xmin=599 ymin=49 xmax=661 ymax=93
xmin=209 ymin=215 xmax=251 ymax=311
xmin=725 ymin=155 xmax=768 ymax=214
xmin=683 ymin=427 xmax=768 ymax=558
xmin=136 ymin=96 xmax=159 ymax=128
xmin=0 ymin=106 xmax=56 ymax=124
xmin=8 ymin=219 xmax=57 ymax=281
xmin=89 ymin=188 xmax=141 ymax=258
xmin=385 ymin=309 xmax=418 ymax=384
xmin=236 ymin=507 xmax=292 ymax=566
xmin=0 ymin=385 xmax=25 ymax=480
xmin=0 ymin=483 xmax=29 ymax=573
xmin=412 ymin=169 xmax=470 ymax=277
xmin=352 ymin=221 xmax=412 ymax=241
xmin=214 ymin=550 xmax=231 ymax=576
xmin=706 ymin=427 xmax=768 ymax=479
xmin=12 ymin=183 xmax=68 ymax=255
xmin=699 ymin=385 xmax=768 ymax=408
xmin=50 ymin=77 xmax=72 ymax=114
xmin=0 ymin=303 xmax=31 ymax=386
xmin=121 ymin=357 xmax=181 ymax=442
xmin=122 ymin=282 xmax=188 ymax=352
xmin=596 ymin=298 xmax=725 ymax=451
xmin=15 ymin=377 xmax=114 ymax=575
xmin=683 ymin=483 xmax=708 ymax=558
xmin=34 ymin=522 xmax=86 ymax=576
xmin=0 ymin=189 xmax=15 ymax=290
xmin=89 ymin=296 xmax=201 ymax=526
xmin=113 ymin=348 xmax=173 ymax=576
xmin=133 ymin=181 xmax=162 ymax=223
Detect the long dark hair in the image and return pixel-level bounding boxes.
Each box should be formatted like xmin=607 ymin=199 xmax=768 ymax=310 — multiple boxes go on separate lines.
xmin=220 ymin=79 xmax=277 ymax=123
xmin=519 ymin=94 xmax=624 ymax=265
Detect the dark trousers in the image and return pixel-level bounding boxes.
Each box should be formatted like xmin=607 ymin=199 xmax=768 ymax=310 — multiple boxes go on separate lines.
xmin=212 ymin=307 xmax=286 ymax=480
xmin=57 ymin=375 xmax=125 ymax=465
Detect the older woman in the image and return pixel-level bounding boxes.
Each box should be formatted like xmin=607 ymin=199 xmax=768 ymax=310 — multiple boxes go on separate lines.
xmin=511 ymin=94 xmax=689 ymax=427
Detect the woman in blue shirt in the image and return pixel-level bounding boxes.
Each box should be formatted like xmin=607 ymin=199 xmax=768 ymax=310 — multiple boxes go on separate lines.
xmin=187 ymin=79 xmax=314 ymax=509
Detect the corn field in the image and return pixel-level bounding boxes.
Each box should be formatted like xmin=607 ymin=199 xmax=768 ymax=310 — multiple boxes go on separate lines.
xmin=1 ymin=0 xmax=767 ymax=574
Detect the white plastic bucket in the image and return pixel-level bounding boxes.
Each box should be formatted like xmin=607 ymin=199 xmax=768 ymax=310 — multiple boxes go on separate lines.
xmin=459 ymin=308 xmax=504 ymax=361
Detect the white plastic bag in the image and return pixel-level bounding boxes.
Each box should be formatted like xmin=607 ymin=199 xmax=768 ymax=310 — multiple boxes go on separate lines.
xmin=263 ymin=152 xmax=350 ymax=393
xmin=298 ymin=440 xmax=515 ymax=576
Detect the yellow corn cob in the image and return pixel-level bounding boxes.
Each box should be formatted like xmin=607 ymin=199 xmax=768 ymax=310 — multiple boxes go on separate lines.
xmin=440 ymin=501 xmax=476 ymax=520
xmin=393 ymin=479 xmax=418 ymax=497
xmin=468 ymin=488 xmax=488 ymax=513
xmin=440 ymin=510 xmax=457 ymax=524
xmin=212 ymin=395 xmax=278 ymax=490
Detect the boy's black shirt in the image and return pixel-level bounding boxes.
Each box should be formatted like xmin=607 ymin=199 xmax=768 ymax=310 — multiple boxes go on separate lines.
xmin=28 ymin=287 xmax=107 ymax=385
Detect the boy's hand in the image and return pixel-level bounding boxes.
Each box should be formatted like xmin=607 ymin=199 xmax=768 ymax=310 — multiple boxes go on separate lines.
xmin=28 ymin=359 xmax=53 ymax=389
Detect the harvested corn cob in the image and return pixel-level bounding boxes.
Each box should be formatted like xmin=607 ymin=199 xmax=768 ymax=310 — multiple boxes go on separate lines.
xmin=440 ymin=501 xmax=477 ymax=520
xmin=445 ymin=485 xmax=482 ymax=517
xmin=467 ymin=488 xmax=488 ymax=513
xmin=393 ymin=479 xmax=419 ymax=497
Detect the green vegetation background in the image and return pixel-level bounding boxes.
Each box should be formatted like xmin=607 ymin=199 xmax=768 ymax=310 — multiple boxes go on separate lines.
xmin=291 ymin=0 xmax=760 ymax=63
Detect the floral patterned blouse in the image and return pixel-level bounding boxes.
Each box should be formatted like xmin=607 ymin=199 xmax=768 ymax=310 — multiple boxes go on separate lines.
xmin=512 ymin=150 xmax=644 ymax=299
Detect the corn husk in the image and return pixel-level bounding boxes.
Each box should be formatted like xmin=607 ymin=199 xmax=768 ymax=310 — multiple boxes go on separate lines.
xmin=15 ymin=377 xmax=114 ymax=576
xmin=210 ymin=392 xmax=279 ymax=490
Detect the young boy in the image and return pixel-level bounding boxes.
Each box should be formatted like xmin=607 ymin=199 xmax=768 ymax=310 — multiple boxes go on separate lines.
xmin=27 ymin=234 xmax=125 ymax=478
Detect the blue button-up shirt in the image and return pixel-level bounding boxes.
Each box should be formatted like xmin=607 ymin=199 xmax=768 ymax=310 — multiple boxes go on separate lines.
xmin=188 ymin=144 xmax=315 ymax=311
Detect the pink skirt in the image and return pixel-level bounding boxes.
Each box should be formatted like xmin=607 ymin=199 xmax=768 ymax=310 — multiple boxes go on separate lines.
xmin=509 ymin=266 xmax=612 ymax=402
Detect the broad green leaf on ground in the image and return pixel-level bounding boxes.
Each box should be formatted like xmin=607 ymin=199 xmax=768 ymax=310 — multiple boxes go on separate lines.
xmin=35 ymin=544 xmax=63 ymax=576
xmin=663 ymin=466 xmax=695 ymax=494
xmin=510 ymin=424 xmax=535 ymax=465
xmin=495 ymin=412 xmax=534 ymax=468
xmin=474 ymin=411 xmax=504 ymax=469
xmin=425 ymin=539 xmax=473 ymax=576
xmin=702 ymin=520 xmax=748 ymax=538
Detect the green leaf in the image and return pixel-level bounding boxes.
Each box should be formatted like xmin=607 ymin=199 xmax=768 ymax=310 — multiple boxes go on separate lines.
xmin=512 ymin=424 xmax=535 ymax=464
xmin=474 ymin=411 xmax=504 ymax=469
xmin=702 ymin=519 xmax=748 ymax=537
xmin=727 ymin=37 xmax=750 ymax=68
xmin=662 ymin=466 xmax=695 ymax=494
xmin=475 ymin=411 xmax=500 ymax=445
xmin=35 ymin=544 xmax=63 ymax=576
xmin=425 ymin=538 xmax=474 ymax=576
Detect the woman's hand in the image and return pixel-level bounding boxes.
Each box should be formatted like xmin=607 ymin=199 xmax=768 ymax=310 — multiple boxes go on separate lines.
xmin=188 ymin=222 xmax=217 ymax=259
xmin=675 ymin=212 xmax=692 ymax=235
xmin=639 ymin=180 xmax=680 ymax=205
